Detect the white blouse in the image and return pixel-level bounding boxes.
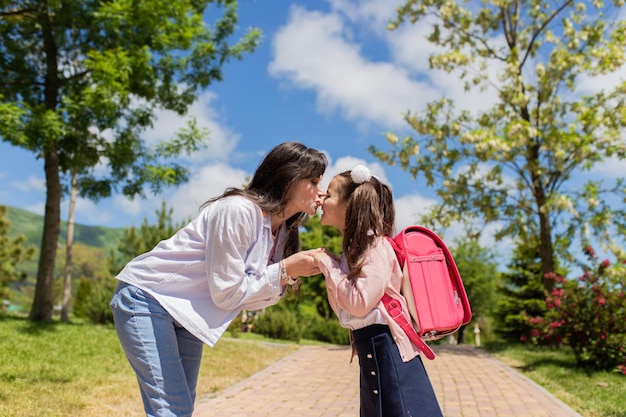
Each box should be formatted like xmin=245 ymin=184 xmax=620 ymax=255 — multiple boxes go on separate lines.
xmin=116 ymin=196 xmax=285 ymax=346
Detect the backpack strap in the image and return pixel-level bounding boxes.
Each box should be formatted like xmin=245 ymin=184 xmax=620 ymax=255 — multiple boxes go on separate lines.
xmin=385 ymin=236 xmax=405 ymax=266
xmin=381 ymin=293 xmax=436 ymax=360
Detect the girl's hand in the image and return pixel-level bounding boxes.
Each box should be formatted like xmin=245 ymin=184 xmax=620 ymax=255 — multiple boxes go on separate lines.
xmin=283 ymin=248 xmax=323 ymax=277
xmin=310 ymin=247 xmax=338 ymax=266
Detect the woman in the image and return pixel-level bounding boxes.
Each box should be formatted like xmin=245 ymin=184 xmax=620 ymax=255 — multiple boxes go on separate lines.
xmin=110 ymin=142 xmax=327 ymax=416
xmin=313 ymin=165 xmax=443 ymax=417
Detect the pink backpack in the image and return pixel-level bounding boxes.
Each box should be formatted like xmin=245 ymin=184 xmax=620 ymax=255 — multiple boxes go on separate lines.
xmin=382 ymin=226 xmax=472 ymax=360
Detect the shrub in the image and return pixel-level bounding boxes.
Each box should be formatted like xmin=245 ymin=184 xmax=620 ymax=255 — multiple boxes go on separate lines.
xmin=73 ymin=276 xmax=117 ymax=324
xmin=227 ymin=312 xmax=243 ymax=338
xmin=527 ymin=246 xmax=625 ymax=373
xmin=253 ymin=307 xmax=301 ymax=342
xmin=300 ymin=314 xmax=350 ymax=345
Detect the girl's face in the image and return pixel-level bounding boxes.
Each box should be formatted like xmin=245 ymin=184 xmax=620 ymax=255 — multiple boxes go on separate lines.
xmin=320 ymin=177 xmax=347 ymax=233
xmin=286 ymin=176 xmax=324 ymax=216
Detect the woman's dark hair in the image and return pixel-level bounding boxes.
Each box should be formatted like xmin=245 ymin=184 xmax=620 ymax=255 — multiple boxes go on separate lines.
xmin=204 ymin=142 xmax=327 ymax=257
xmin=334 ymin=171 xmax=395 ymax=279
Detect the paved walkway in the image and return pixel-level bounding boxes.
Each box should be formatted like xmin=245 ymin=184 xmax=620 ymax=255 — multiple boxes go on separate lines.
xmin=194 ymin=344 xmax=582 ymax=417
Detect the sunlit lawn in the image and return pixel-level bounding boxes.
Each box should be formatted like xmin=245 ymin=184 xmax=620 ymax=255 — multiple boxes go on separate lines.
xmin=0 ymin=315 xmax=299 ymax=417
xmin=488 ymin=344 xmax=626 ymax=417
xmin=2 ymin=314 xmax=624 ymax=417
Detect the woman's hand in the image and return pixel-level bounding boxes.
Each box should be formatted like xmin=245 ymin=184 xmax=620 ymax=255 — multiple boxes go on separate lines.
xmin=283 ymin=248 xmax=323 ymax=277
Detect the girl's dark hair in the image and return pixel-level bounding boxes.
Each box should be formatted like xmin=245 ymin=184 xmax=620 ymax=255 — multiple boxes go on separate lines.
xmin=203 ymin=142 xmax=327 ymax=257
xmin=334 ymin=171 xmax=395 ymax=279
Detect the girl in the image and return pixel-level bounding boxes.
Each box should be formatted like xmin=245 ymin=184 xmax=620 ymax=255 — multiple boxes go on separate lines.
xmin=313 ymin=165 xmax=443 ymax=417
xmin=110 ymin=142 xmax=327 ymax=417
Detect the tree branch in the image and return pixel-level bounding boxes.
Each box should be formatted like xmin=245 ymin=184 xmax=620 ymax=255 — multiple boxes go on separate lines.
xmin=520 ymin=0 xmax=574 ymax=71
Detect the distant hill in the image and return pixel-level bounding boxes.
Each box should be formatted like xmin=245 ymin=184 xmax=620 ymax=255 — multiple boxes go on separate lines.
xmin=4 ymin=205 xmax=125 ymax=250
xmin=2 ymin=205 xmax=126 ymax=311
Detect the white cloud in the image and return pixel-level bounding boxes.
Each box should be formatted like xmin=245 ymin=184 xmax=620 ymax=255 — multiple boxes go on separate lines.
xmin=11 ymin=176 xmax=46 ymax=194
xmin=25 ymin=202 xmax=45 ymax=217
xmin=102 ymin=163 xmax=248 ymax=226
xmin=269 ymin=6 xmax=437 ymax=129
xmin=577 ymin=69 xmax=626 ymax=96
xmin=329 ymin=0 xmax=401 ymax=30
xmin=67 ymin=198 xmax=112 ymax=225
xmin=146 ymin=91 xmax=239 ymax=163
xmin=589 ymin=156 xmax=626 ymax=179
xmin=67 ymin=88 xmax=248 ymax=227
xmin=269 ymin=2 xmax=504 ymax=136
xmin=385 ymin=14 xmax=503 ymax=115
xmin=167 ymin=163 xmax=250 ymax=222
xmin=87 ymin=90 xmax=238 ymax=179
xmin=111 ymin=194 xmax=146 ymax=217
xmin=394 ymin=193 xmax=437 ymax=230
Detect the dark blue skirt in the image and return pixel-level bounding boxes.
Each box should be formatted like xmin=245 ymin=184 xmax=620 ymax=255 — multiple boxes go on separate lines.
xmin=352 ymin=324 xmax=443 ymax=417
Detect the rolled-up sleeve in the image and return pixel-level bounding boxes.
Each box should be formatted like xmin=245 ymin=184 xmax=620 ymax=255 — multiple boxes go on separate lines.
xmin=205 ymin=200 xmax=283 ymax=311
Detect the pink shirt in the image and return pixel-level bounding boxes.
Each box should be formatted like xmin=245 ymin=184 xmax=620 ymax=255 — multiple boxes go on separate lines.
xmin=317 ymin=237 xmax=422 ymax=362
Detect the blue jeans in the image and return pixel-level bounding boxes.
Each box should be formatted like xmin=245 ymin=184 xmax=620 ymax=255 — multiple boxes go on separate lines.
xmin=110 ymin=282 xmax=205 ymax=417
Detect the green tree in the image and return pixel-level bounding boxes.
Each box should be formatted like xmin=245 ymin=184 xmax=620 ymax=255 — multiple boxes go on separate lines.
xmin=449 ymin=237 xmax=499 ymax=343
xmin=0 ymin=205 xmax=36 ymax=299
xmin=0 ymin=1 xmax=260 ymax=321
xmin=59 ymin=242 xmax=109 ymax=322
xmin=298 ymin=215 xmax=343 ymax=319
xmin=371 ymin=0 xmax=626 ymax=292
xmin=494 ymin=242 xmax=550 ymax=342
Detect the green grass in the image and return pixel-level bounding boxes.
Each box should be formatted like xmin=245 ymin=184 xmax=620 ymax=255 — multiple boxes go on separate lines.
xmin=2 ymin=313 xmax=624 ymax=417
xmin=0 ymin=315 xmax=299 ymax=417
xmin=487 ymin=343 xmax=626 ymax=417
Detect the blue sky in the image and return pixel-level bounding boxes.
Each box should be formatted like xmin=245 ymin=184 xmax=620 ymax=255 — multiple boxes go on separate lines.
xmin=1 ymin=0 xmax=624 ymax=260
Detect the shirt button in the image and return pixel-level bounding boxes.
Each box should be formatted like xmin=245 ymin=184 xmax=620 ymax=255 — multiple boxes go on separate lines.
xmin=370 ymin=371 xmax=376 ymax=376
xmin=367 ymin=354 xmax=373 ymax=359
xmin=373 ymin=390 xmax=379 ymax=395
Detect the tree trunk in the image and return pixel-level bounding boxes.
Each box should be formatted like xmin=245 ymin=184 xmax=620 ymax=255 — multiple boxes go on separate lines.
xmin=528 ymin=141 xmax=555 ymax=293
xmin=456 ymin=325 xmax=466 ymax=344
xmin=29 ymin=148 xmax=62 ymax=322
xmin=538 ymin=210 xmax=555 ymax=292
xmin=29 ymin=5 xmax=61 ymax=322
xmin=60 ymin=172 xmax=77 ymax=322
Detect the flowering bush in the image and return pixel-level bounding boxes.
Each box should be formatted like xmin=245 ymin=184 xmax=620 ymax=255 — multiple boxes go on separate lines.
xmin=527 ymin=246 xmax=626 ymax=374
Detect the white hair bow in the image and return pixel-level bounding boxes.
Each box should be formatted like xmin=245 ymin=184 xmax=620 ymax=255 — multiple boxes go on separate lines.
xmin=350 ymin=165 xmax=372 ymax=184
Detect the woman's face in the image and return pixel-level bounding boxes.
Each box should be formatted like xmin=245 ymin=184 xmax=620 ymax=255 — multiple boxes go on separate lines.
xmin=286 ymin=176 xmax=324 ymax=216
xmin=320 ymin=177 xmax=347 ymax=233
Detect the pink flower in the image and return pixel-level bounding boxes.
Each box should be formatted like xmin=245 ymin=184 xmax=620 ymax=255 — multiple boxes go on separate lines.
xmin=600 ymin=259 xmax=610 ymax=268
xmin=584 ymin=246 xmax=597 ymax=258
xmin=551 ymin=288 xmax=564 ymax=297
xmin=598 ymin=298 xmax=606 ymax=305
